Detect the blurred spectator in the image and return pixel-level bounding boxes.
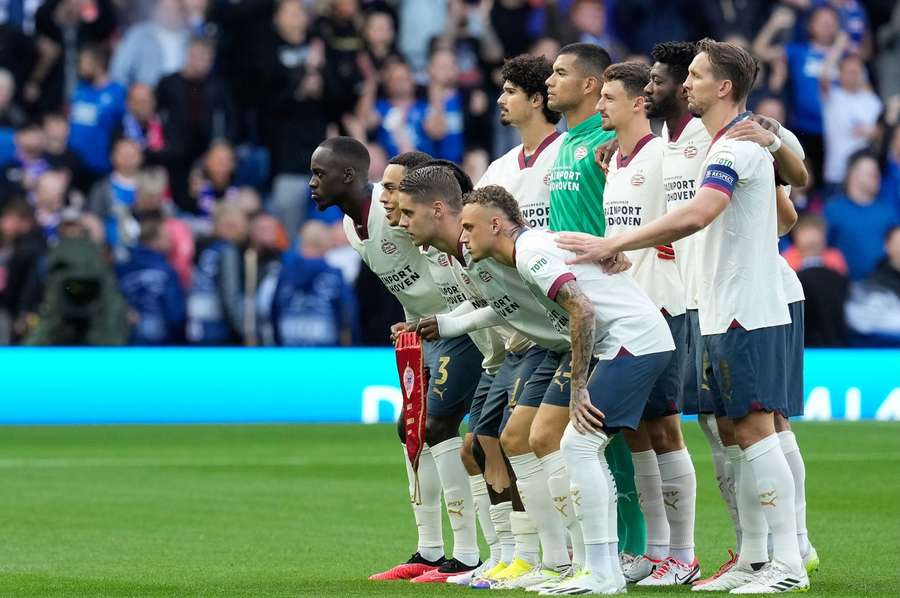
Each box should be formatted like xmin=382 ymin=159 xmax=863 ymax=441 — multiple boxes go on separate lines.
xmin=68 ymin=43 xmax=126 ymax=177
xmin=188 ymin=140 xmax=238 ymax=217
xmin=0 ymin=120 xmax=48 ymax=202
xmin=316 ymin=0 xmax=366 ymax=129
xmin=755 ymin=4 xmax=842 ymax=186
xmin=115 ymin=215 xmax=186 ymax=344
xmin=784 ymin=212 xmax=849 ymax=346
xmin=26 ymin=229 xmax=128 ymax=346
xmin=132 ymin=166 xmax=194 ymax=288
xmin=424 ymin=48 xmax=465 ymax=162
xmin=697 ymin=0 xmax=772 ymax=45
xmin=0 ymin=22 xmax=37 ymax=105
xmin=186 ymin=201 xmax=247 ymax=345
xmin=42 ymin=111 xmax=89 ymax=193
xmin=156 ymin=36 xmax=234 ymax=169
xmin=366 ymin=141 xmax=388 ymax=184
xmin=184 ymin=0 xmax=213 ymax=36
xmin=609 ymin=0 xmax=678 ymax=58
xmin=530 ymin=36 xmax=560 ymax=63
xmin=257 ymin=0 xmax=326 ymax=240
xmin=462 ymin=147 xmax=489 ymax=185
xmin=87 ymin=137 xmax=143 ymax=248
xmin=876 ymin=2 xmax=900 ymax=101
xmin=33 ymin=169 xmax=72 ymax=241
xmin=434 ymin=0 xmax=503 ymax=91
xmin=111 ymin=0 xmax=189 ymax=87
xmin=359 ymin=58 xmax=430 ymax=157
xmin=0 ymin=69 xmax=24 ymax=165
xmin=398 ymin=0 xmax=447 ymax=73
xmin=0 ymin=197 xmax=46 ymax=342
xmin=824 ymin=151 xmax=900 ymax=280
xmin=490 ymin=0 xmax=536 ymax=59
xmin=362 ymin=9 xmax=400 ymax=75
xmin=845 ymin=225 xmax=900 ymax=345
xmin=820 ymin=36 xmax=882 ymax=191
xmin=882 ymin=124 xmax=900 ymax=216
xmin=31 ymin=0 xmax=117 ymax=113
xmin=0 ymin=0 xmax=41 ymax=33
xmin=272 ymin=220 xmax=356 ymax=346
xmin=754 ymin=96 xmax=787 ymax=124
xmin=246 ymin=212 xmax=286 ymax=346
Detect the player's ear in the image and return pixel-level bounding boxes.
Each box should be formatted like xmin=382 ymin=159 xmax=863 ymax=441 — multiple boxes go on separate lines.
xmin=491 ymin=215 xmax=501 ymax=234
xmin=718 ymin=79 xmax=733 ymax=100
xmin=634 ymin=94 xmax=645 ymax=113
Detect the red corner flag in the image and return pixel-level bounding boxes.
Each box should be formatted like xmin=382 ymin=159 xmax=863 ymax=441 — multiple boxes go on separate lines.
xmin=395 ymin=331 xmax=427 ymax=502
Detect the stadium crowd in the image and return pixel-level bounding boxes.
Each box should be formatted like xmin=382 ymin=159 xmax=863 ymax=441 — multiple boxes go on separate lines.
xmin=0 ymin=0 xmax=897 ymax=347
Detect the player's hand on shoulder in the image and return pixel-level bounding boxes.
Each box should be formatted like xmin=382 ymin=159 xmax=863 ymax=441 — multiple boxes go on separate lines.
xmin=415 ymin=317 xmax=441 ymax=341
xmin=570 ymin=386 xmax=605 ymax=434
xmin=726 ymin=119 xmax=776 ymax=148
xmin=749 ymin=114 xmax=782 ymax=135
xmin=602 ymin=252 xmax=632 ymax=273
xmin=594 ymin=139 xmax=619 ymax=174
xmin=555 ymin=232 xmax=617 ymax=265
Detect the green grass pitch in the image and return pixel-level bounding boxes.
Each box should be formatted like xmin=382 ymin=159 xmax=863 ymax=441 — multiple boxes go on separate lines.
xmin=0 ymin=422 xmax=898 ymax=597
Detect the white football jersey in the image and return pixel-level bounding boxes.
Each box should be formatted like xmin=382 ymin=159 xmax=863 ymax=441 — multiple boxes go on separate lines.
xmin=476 ymin=131 xmax=564 ymax=229
xmin=604 ymin=135 xmax=685 ymax=316
xmin=661 ymin=116 xmax=709 ymax=310
xmin=343 ymin=184 xmax=447 ymax=321
xmin=695 ymin=129 xmax=790 ymax=334
xmin=515 ymin=229 xmax=674 ymax=359
xmin=426 ymin=246 xmax=507 ymax=371
xmin=779 ymin=255 xmax=805 ymax=304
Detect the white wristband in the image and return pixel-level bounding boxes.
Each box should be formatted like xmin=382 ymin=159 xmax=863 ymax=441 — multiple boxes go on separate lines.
xmin=767 ymin=135 xmax=783 ymax=154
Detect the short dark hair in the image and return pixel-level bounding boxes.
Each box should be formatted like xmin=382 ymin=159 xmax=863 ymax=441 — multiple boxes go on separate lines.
xmin=603 ymin=61 xmax=651 ymax=97
xmin=416 ymin=159 xmax=474 ymax=194
xmin=558 ymin=43 xmax=612 ymax=79
xmin=501 ymin=54 xmax=562 ymax=124
xmin=846 ymin=148 xmax=878 ymax=173
xmin=463 ymin=185 xmax=526 ymax=228
xmin=320 ymin=136 xmax=371 ymax=176
xmin=650 ymin=41 xmax=695 ymax=87
xmin=80 ymin=43 xmax=111 ymax=71
xmin=694 ymin=38 xmax=759 ymax=104
xmin=399 ymin=165 xmax=463 ymax=211
xmin=388 ymin=151 xmax=433 ymax=170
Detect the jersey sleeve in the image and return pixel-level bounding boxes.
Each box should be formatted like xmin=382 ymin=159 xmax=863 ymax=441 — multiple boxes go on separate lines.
xmin=516 ymin=236 xmax=577 ymax=301
xmin=700 ymin=139 xmax=756 ymax=199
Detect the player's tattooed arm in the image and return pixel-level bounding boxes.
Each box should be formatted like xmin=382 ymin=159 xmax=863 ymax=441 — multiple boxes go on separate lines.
xmin=555 ymin=281 xmax=604 ymax=433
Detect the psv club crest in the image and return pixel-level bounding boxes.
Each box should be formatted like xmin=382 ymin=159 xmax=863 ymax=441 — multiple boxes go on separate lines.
xmin=381 ymin=240 xmax=398 ymax=255
xmin=543 ymin=171 xmax=551 ymax=185
xmin=479 ymin=271 xmax=493 ymax=283
xmin=438 ymin=254 xmax=450 ymax=267
xmin=684 ymin=145 xmax=698 ymax=159
xmin=403 ymin=365 xmax=416 ymax=397
xmin=574 ymin=146 xmax=589 ymax=161
xmin=630 ymin=173 xmax=646 ymax=186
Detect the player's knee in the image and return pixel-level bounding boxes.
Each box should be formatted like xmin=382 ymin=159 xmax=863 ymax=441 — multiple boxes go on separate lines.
xmin=648 ymin=418 xmax=684 ymax=453
xmin=528 ymin=426 xmax=559 ymax=457
xmin=500 ymin=425 xmax=528 ymax=456
xmin=472 ymin=436 xmax=487 ymax=470
xmin=424 ymin=416 xmax=456 ymax=446
xmin=774 ymin=412 xmax=791 ymax=432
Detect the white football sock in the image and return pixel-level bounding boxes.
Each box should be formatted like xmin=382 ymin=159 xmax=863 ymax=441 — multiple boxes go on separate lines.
xmin=431 ymin=437 xmax=480 ymax=566
xmin=490 ymin=502 xmax=516 ymax=564
xmin=469 ymin=475 xmax=500 ymax=561
xmin=603 ymin=458 xmax=619 ymax=552
xmin=508 ymin=452 xmax=570 ymax=568
xmin=541 ymin=450 xmax=586 ymax=569
xmin=745 ymin=434 xmax=802 ymax=572
xmin=700 ymin=415 xmax=741 ymax=547
xmin=632 ymin=449 xmax=669 ymax=560
xmin=509 ymin=510 xmax=541 ymax=565
xmin=778 ymin=430 xmax=811 ymax=556
xmin=731 ymin=444 xmax=769 ymax=569
xmin=658 ymin=448 xmax=696 ymax=564
xmin=560 ymin=424 xmax=615 ymax=576
xmin=403 ymin=445 xmax=443 ymax=561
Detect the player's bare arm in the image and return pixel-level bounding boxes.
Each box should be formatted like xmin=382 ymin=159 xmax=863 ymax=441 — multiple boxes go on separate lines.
xmin=731 ymin=118 xmax=809 ymax=188
xmin=556 ymin=187 xmax=730 ymax=265
xmin=554 ymin=281 xmax=603 ymax=434
xmin=776 ymin=185 xmax=798 ymax=236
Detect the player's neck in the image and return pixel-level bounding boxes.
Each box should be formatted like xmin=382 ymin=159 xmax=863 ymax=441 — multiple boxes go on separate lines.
xmin=493 ymin=233 xmax=518 ymax=267
xmin=340 ymin=187 xmax=370 ymax=225
xmin=519 ymin=119 xmax=558 ymax=156
xmin=432 ymin=221 xmax=464 ymax=260
xmin=564 ymin=101 xmax=598 ymax=130
xmin=701 ymin=102 xmax=741 ymax=140
xmin=614 ymin=118 xmax=652 ymax=157
xmin=665 ymin=108 xmax=693 ymax=139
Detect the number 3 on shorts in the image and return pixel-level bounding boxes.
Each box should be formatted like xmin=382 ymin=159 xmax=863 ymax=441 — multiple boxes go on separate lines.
xmin=435 ymin=356 xmax=451 ymax=385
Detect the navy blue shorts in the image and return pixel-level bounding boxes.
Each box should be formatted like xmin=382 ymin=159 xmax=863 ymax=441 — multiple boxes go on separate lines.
xmin=467 ymin=371 xmax=495 ymax=434
xmin=473 ymin=352 xmax=521 ymax=438
xmin=684 ymin=309 xmax=715 ymax=415
xmin=424 ymin=335 xmax=483 ymax=418
xmin=643 ymin=313 xmax=687 ymax=420
xmin=699 ymin=323 xmax=790 ymax=420
xmin=785 ymin=301 xmax=805 ymax=417
xmin=517 ymin=350 xmax=571 ymax=408
xmin=498 ymin=346 xmax=549 ymax=431
xmin=587 ymin=350 xmax=674 ymax=432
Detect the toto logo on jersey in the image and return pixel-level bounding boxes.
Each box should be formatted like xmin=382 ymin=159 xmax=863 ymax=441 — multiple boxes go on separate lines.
xmin=438 ymin=254 xmax=450 ymax=267
xmin=684 ymin=145 xmax=698 ymax=158
xmin=381 ymin=240 xmax=398 ymax=255
xmin=479 ymin=271 xmax=493 ymax=283
xmin=574 ymin=146 xmax=589 ymax=161
xmin=630 ymin=173 xmax=646 ymax=186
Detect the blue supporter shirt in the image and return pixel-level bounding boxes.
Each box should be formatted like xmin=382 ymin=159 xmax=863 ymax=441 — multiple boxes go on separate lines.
xmin=786 ymin=42 xmax=829 ymax=135
xmin=68 ymin=80 xmax=126 ymax=174
xmin=115 ymin=245 xmax=186 ymax=345
xmin=824 ymin=196 xmax=900 ymax=280
xmin=375 ymin=98 xmax=432 ymax=158
xmin=272 ymin=255 xmax=357 ymax=346
xmin=431 ymin=91 xmax=464 ymax=163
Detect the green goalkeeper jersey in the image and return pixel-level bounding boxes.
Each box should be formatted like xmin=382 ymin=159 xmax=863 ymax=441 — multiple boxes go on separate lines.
xmin=548 ymin=112 xmax=616 ymax=236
